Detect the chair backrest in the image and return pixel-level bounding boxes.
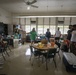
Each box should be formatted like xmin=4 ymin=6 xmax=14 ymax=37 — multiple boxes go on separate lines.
xmin=29 ymin=45 xmax=41 ymax=56
xmin=47 ymin=48 xmax=57 ymax=58
xmin=55 ymin=41 xmax=61 ymax=48
xmin=55 ymin=41 xmax=61 ymax=53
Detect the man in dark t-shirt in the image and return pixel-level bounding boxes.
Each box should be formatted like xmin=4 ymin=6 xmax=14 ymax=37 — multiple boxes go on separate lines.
xmin=45 ymin=29 xmax=51 ymax=42
xmin=67 ymin=25 xmax=73 ymax=41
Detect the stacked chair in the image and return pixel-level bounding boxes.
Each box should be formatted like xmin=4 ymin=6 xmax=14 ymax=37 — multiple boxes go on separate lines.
xmin=0 ymin=41 xmax=10 ymax=61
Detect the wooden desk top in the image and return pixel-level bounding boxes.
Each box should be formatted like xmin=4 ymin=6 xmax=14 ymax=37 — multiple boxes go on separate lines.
xmin=31 ymin=44 xmax=58 ymax=51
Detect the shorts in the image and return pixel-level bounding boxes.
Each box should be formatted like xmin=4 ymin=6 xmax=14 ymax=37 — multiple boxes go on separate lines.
xmin=31 ymin=39 xmax=35 ymax=42
xmin=55 ymin=37 xmax=60 ymax=40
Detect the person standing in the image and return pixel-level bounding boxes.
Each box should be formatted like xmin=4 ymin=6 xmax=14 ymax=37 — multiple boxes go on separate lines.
xmin=70 ymin=24 xmax=76 ymax=55
xmin=20 ymin=30 xmax=26 ymax=45
xmin=55 ymin=27 xmax=61 ymax=42
xmin=14 ymin=33 xmax=19 ymax=39
xmin=30 ymin=28 xmax=37 ymax=44
xmin=67 ymin=25 xmax=73 ymax=41
xmin=45 ymin=29 xmax=51 ymax=42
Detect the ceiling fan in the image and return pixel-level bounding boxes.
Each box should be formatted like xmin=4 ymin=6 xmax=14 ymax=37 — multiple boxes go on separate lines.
xmin=24 ymin=0 xmax=38 ymax=8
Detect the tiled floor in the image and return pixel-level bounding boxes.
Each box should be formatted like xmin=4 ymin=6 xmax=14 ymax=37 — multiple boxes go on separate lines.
xmin=0 ymin=43 xmax=76 ymax=75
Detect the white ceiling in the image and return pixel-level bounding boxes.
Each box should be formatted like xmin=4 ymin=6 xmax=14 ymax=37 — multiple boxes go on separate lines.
xmin=0 ymin=0 xmax=76 ymax=16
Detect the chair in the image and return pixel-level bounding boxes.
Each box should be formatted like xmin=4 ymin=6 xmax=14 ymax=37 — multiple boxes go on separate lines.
xmin=0 ymin=42 xmax=10 ymax=60
xmin=5 ymin=42 xmax=11 ymax=52
xmin=2 ymin=42 xmax=10 ymax=57
xmin=0 ymin=45 xmax=6 ymax=60
xmin=55 ymin=41 xmax=61 ymax=58
xmin=29 ymin=45 xmax=42 ymax=66
xmin=3 ymin=40 xmax=11 ymax=52
xmin=43 ymin=48 xmax=57 ymax=70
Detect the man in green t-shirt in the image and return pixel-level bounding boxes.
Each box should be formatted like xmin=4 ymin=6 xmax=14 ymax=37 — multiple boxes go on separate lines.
xmin=30 ymin=28 xmax=37 ymax=44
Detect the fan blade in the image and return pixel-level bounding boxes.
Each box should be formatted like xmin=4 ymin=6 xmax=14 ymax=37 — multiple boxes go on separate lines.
xmin=31 ymin=5 xmax=38 ymax=8
xmin=29 ymin=0 xmax=37 ymax=5
xmin=24 ymin=0 xmax=28 ymax=4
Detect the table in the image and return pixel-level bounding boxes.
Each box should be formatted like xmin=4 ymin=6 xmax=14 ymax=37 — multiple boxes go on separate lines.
xmin=31 ymin=43 xmax=58 ymax=70
xmin=31 ymin=43 xmax=58 ymax=51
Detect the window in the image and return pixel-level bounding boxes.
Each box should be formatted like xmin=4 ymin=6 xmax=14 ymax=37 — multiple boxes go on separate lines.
xmin=24 ymin=17 xmax=71 ymax=35
xmin=25 ymin=25 xmax=31 ymax=33
xmin=44 ymin=25 xmax=49 ymax=34
xmin=58 ymin=25 xmax=63 ymax=34
xmin=31 ymin=24 xmax=36 ymax=31
xmin=58 ymin=25 xmax=69 ymax=34
xmin=50 ymin=25 xmax=55 ymax=35
xmin=64 ymin=26 xmax=69 ymax=34
xmin=21 ymin=25 xmax=25 ymax=31
xmin=38 ymin=25 xmax=43 ymax=34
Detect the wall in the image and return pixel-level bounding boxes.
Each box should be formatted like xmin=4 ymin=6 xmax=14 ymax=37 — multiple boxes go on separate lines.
xmin=0 ymin=7 xmax=13 ymax=35
xmin=0 ymin=7 xmax=12 ymax=24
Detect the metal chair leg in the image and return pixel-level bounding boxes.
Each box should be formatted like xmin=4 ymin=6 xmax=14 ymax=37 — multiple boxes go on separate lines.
xmin=29 ymin=53 xmax=32 ymax=61
xmin=46 ymin=58 xmax=48 ymax=70
xmin=53 ymin=58 xmax=57 ymax=68
xmin=42 ymin=56 xmax=44 ymax=63
xmin=31 ymin=56 xmax=35 ymax=66
xmin=58 ymin=52 xmax=61 ymax=59
xmin=2 ymin=53 xmax=6 ymax=61
xmin=5 ymin=50 xmax=10 ymax=56
xmin=38 ymin=56 xmax=41 ymax=67
xmin=8 ymin=46 xmax=11 ymax=52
